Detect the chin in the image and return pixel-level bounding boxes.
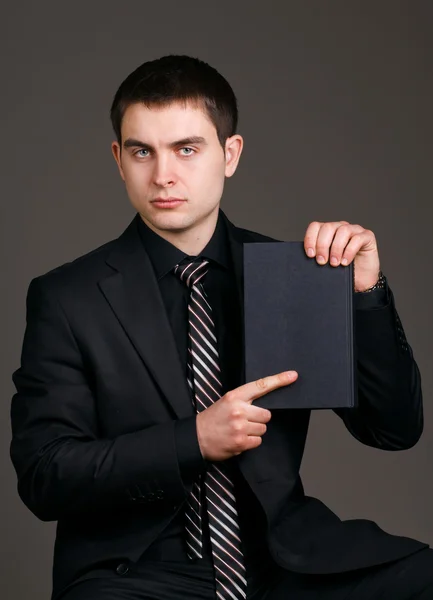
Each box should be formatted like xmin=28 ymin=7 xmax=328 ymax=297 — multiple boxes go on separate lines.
xmin=145 ymin=212 xmax=193 ymax=232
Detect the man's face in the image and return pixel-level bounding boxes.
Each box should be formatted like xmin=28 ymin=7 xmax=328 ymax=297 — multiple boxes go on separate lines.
xmin=112 ymin=102 xmax=243 ymax=240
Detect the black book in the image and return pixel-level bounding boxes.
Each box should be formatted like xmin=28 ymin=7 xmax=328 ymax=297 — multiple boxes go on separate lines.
xmin=243 ymin=242 xmax=356 ymax=409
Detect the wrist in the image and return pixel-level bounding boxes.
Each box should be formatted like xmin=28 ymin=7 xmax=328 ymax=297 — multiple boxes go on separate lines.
xmin=355 ymin=270 xmax=386 ymax=293
xmin=195 ymin=413 xmax=207 ymax=460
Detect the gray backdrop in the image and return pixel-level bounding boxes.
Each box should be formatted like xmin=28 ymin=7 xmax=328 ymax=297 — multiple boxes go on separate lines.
xmin=2 ymin=2 xmax=432 ymax=598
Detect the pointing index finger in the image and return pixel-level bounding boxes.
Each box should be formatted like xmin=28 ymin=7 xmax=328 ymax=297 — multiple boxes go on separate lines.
xmin=242 ymin=371 xmax=298 ymax=404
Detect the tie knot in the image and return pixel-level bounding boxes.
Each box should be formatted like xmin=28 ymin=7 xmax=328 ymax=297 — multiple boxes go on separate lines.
xmin=173 ymin=257 xmax=209 ymax=288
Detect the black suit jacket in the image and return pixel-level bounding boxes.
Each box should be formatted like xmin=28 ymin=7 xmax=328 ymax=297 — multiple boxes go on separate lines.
xmin=10 ymin=211 xmax=427 ymax=599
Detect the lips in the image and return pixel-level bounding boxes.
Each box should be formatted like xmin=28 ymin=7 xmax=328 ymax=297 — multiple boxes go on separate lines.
xmin=151 ymin=198 xmax=186 ymax=209
xmin=152 ymin=197 xmax=184 ymax=203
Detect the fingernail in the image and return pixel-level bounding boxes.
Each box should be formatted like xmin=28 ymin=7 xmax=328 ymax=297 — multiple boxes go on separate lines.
xmin=306 ymin=248 xmax=315 ymax=257
xmin=286 ymin=371 xmax=296 ymax=378
xmin=317 ymin=255 xmax=326 ymax=264
xmin=341 ymin=258 xmax=348 ymax=265
xmin=330 ymin=256 xmax=339 ymax=266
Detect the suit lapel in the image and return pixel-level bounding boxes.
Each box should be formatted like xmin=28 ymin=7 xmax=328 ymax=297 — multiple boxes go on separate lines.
xmin=98 ymin=211 xmax=249 ymax=419
xmin=98 ymin=216 xmax=193 ymax=420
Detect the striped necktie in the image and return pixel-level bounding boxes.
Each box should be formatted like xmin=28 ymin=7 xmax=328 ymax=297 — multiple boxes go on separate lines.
xmin=173 ymin=257 xmax=247 ymax=600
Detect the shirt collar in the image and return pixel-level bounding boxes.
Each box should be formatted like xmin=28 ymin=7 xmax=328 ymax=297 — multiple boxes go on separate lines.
xmin=137 ymin=209 xmax=231 ymax=280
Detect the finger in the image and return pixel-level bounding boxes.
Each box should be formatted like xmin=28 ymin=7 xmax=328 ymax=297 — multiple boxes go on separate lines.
xmin=236 ymin=370 xmax=298 ymax=404
xmin=315 ymin=222 xmax=344 ymax=265
xmin=243 ymin=436 xmax=263 ymax=452
xmin=341 ymin=232 xmax=371 ymax=265
xmin=304 ymin=221 xmax=322 ymax=257
xmin=246 ymin=422 xmax=267 ymax=437
xmin=245 ymin=404 xmax=272 ymax=423
xmin=329 ymin=224 xmax=364 ymax=266
xmin=231 ymin=435 xmax=263 ymax=456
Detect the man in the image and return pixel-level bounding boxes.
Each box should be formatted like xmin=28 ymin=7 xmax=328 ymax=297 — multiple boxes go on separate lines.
xmin=10 ymin=55 xmax=433 ymax=599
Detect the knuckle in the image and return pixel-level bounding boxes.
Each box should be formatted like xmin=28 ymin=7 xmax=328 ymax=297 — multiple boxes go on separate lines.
xmin=256 ymin=378 xmax=268 ymax=391
xmin=233 ymin=435 xmax=245 ymax=451
xmin=331 ymin=244 xmax=344 ymax=256
xmin=316 ymin=242 xmax=328 ymax=254
xmin=230 ymin=406 xmax=242 ymax=419
xmin=231 ymin=421 xmax=244 ymax=434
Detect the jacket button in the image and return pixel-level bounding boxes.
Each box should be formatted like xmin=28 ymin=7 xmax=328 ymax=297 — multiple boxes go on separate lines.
xmin=116 ymin=563 xmax=129 ymax=576
xmin=156 ymin=489 xmax=164 ymax=500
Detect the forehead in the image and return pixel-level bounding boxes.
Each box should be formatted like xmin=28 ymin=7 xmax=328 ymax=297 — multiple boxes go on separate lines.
xmin=121 ymin=101 xmax=217 ymax=141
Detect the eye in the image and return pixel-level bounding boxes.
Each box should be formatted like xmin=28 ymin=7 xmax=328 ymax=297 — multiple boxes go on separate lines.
xmin=179 ymin=147 xmax=195 ymax=156
xmin=135 ymin=149 xmax=150 ymax=158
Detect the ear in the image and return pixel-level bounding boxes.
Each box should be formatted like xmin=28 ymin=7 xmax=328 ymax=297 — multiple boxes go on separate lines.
xmin=111 ymin=141 xmax=125 ymax=181
xmin=224 ymin=134 xmax=244 ymax=177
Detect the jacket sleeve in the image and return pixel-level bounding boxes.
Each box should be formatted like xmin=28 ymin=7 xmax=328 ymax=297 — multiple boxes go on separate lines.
xmin=334 ymin=283 xmax=423 ymax=450
xmin=10 ymin=277 xmax=205 ymax=522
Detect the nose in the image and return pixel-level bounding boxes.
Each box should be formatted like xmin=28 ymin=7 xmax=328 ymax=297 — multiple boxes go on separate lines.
xmin=152 ymin=155 xmax=176 ymax=187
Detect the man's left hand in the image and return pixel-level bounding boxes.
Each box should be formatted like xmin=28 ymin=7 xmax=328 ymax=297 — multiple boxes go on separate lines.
xmin=304 ymin=221 xmax=381 ymax=292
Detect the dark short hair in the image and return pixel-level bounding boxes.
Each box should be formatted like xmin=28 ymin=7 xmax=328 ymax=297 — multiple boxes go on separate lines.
xmin=110 ymin=55 xmax=238 ymax=149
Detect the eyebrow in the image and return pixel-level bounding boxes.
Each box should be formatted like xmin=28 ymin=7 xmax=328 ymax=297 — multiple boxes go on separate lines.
xmin=123 ymin=136 xmax=207 ymax=150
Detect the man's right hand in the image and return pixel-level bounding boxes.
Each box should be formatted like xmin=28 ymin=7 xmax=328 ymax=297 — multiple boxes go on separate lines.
xmin=196 ymin=371 xmax=298 ymax=461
